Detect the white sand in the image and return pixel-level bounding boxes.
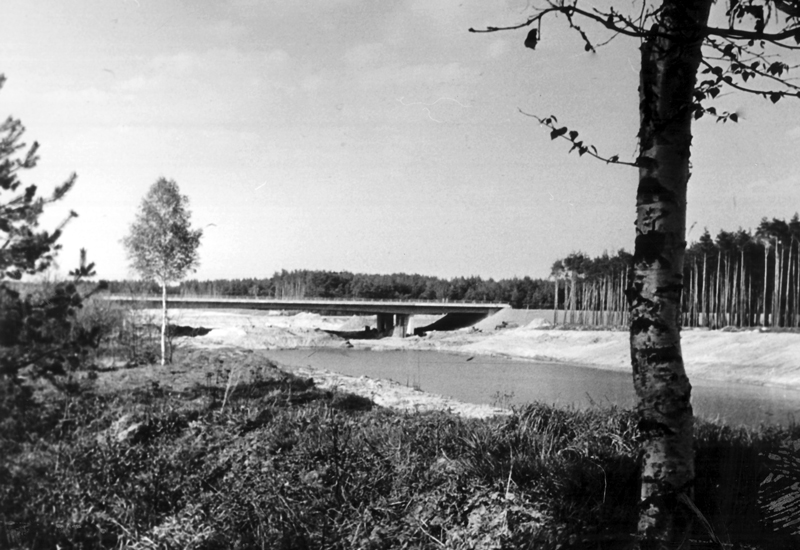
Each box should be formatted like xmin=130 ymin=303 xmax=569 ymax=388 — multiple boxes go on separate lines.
xmin=152 ymin=308 xmax=800 ymax=416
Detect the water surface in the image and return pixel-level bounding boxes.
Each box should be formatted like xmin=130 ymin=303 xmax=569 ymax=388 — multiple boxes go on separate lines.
xmin=262 ymin=348 xmax=800 ymax=427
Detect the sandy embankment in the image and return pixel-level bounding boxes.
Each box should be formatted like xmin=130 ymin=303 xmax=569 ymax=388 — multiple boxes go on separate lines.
xmin=159 ymin=308 xmax=800 ymax=417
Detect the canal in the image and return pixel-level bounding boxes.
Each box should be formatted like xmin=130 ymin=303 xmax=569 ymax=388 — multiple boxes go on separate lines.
xmin=262 ymin=348 xmax=800 ymax=427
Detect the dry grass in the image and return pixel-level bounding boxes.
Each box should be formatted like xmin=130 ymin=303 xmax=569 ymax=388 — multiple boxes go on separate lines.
xmin=2 ymin=345 xmax=799 ymax=549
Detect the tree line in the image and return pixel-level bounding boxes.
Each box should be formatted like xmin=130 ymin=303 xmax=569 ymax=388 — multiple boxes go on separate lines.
xmin=105 ymin=270 xmax=555 ymax=309
xmin=551 ymin=215 xmax=800 ymax=328
xmin=107 ymin=212 xmax=800 ymax=328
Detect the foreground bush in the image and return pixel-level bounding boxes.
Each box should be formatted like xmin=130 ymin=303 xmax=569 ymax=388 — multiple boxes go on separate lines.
xmin=1 ymin=350 xmax=797 ymax=549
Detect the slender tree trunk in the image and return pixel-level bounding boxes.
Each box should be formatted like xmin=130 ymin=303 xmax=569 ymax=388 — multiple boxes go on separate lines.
xmin=773 ymin=240 xmax=778 ymax=326
xmin=160 ymin=281 xmax=167 ymax=366
xmin=720 ymin=255 xmax=725 ymax=326
xmin=691 ymin=260 xmax=698 ymax=327
xmin=727 ymin=254 xmax=733 ymax=326
xmin=622 ymin=266 xmax=629 ymax=326
xmin=713 ymin=253 xmax=720 ymax=328
xmin=785 ymin=242 xmax=791 ymax=326
xmin=570 ymin=274 xmax=576 ymax=324
xmin=794 ymin=240 xmax=799 ymax=327
xmin=784 ymin=242 xmax=792 ymax=327
xmin=725 ymin=254 xmax=731 ymax=326
xmin=790 ymin=239 xmax=796 ymax=327
xmin=702 ymin=253 xmax=707 ymax=327
xmin=630 ymin=2 xmax=711 ymax=546
xmin=747 ymin=268 xmax=752 ymax=327
xmin=789 ymin=240 xmax=800 ymax=327
xmin=763 ymin=244 xmax=769 ymax=326
xmin=554 ymin=277 xmax=559 ymax=325
xmin=739 ymin=249 xmax=745 ymax=327
xmin=775 ymin=240 xmax=781 ymax=326
xmin=603 ymin=275 xmax=609 ymax=326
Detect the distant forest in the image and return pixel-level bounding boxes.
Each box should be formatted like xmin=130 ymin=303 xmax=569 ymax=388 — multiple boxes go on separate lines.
xmin=551 ymin=215 xmax=800 ymax=328
xmin=106 ymin=271 xmax=554 ymax=309
xmin=106 ymin=215 xmax=800 ymax=328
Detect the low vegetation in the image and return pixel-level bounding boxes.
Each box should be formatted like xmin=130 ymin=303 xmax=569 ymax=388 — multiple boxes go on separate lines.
xmin=2 ymin=347 xmax=797 ymax=549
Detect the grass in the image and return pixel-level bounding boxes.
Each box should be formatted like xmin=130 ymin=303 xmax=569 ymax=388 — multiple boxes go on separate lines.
xmin=1 ymin=347 xmax=799 ymax=549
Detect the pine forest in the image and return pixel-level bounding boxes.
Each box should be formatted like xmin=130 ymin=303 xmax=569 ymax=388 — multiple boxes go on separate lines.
xmin=104 ymin=215 xmax=800 ymax=330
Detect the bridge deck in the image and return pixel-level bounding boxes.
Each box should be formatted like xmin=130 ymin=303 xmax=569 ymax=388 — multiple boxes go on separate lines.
xmin=101 ymin=296 xmax=509 ymax=316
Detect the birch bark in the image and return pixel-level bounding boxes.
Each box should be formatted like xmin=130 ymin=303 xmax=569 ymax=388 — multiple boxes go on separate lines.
xmin=630 ymin=1 xmax=712 ymax=546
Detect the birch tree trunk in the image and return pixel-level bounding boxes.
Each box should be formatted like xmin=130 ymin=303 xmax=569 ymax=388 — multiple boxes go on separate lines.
xmin=630 ymin=1 xmax=712 ymax=546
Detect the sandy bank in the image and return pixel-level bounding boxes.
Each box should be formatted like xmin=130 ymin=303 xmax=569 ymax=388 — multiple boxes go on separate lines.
xmin=158 ymin=307 xmax=800 ymax=395
xmin=360 ymin=321 xmax=800 ymax=390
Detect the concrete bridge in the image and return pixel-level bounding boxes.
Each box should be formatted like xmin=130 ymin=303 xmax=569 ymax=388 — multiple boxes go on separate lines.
xmin=102 ymin=296 xmax=509 ymax=337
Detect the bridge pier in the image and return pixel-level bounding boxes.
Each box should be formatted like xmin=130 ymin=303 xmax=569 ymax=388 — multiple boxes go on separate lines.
xmin=376 ymin=313 xmax=393 ymax=335
xmin=376 ymin=313 xmax=411 ymax=338
xmin=393 ymin=314 xmax=409 ymax=338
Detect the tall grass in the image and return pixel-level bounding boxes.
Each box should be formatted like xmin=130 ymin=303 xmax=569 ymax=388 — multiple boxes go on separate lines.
xmin=1 ymin=350 xmax=797 ymax=549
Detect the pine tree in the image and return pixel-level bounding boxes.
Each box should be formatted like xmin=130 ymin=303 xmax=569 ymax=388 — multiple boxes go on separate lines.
xmin=0 ymin=74 xmax=103 ymax=383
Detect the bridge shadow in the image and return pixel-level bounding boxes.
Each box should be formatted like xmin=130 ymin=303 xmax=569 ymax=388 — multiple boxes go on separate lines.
xmin=322 ymin=327 xmax=382 ymax=340
xmin=413 ymin=312 xmax=488 ymax=336
xmin=323 ymin=312 xmax=489 ymax=339
xmin=168 ymin=324 xmax=212 ymax=337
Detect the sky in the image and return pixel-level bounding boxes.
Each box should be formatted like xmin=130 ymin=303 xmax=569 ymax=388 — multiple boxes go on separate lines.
xmin=3 ymin=0 xmax=800 ymax=282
